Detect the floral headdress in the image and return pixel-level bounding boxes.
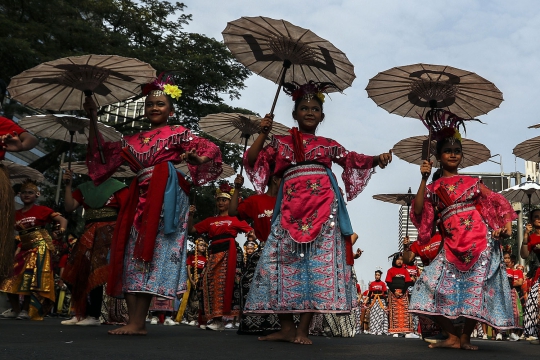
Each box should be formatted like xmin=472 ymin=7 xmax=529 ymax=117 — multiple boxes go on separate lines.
xmin=20 ymin=178 xmax=39 ymax=193
xmin=419 ymin=109 xmax=481 ymax=144
xmin=283 ymin=80 xmax=341 ymax=104
xmin=243 ymin=239 xmax=259 ymax=264
xmin=142 ymin=72 xmax=182 ymax=101
xmin=216 ymin=181 xmax=235 ymax=200
xmin=502 ymin=244 xmax=512 ymax=255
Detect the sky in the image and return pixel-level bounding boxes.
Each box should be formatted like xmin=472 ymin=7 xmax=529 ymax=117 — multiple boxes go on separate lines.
xmin=180 ymin=0 xmax=540 ymax=285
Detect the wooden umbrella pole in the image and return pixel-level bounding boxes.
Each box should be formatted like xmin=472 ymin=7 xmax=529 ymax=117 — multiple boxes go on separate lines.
xmin=264 ymin=60 xmax=292 ymax=132
xmin=84 ymin=91 xmax=106 ymax=164
xmin=239 ymin=135 xmax=249 ymax=176
xmin=68 ymin=131 xmax=74 ymax=170
xmin=406 ymin=203 xmax=410 ymax=237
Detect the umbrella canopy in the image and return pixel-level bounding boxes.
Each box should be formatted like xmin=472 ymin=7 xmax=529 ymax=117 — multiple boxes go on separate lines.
xmin=513 ymin=135 xmax=540 ymax=163
xmin=1 ymin=160 xmax=44 ymax=185
xmin=199 ymin=113 xmax=290 ymax=147
xmin=222 ymin=16 xmax=355 ymax=90
xmin=61 ymin=161 xmax=135 ymax=178
xmin=63 ymin=161 xmax=236 ymax=180
xmin=7 ymin=55 xmax=156 ymax=111
xmin=500 ymin=180 xmax=540 ymax=210
xmin=392 ymin=135 xmax=491 ymax=169
xmin=372 ymin=189 xmax=416 ymax=206
xmin=366 ymin=63 xmax=503 ymax=119
xmin=19 ymin=114 xmax=122 ymax=144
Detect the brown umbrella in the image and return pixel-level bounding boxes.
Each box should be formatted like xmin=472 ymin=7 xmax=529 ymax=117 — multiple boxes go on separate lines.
xmin=8 ymin=54 xmax=156 ymax=163
xmin=393 ymin=135 xmax=491 ymax=168
xmin=366 ymin=63 xmax=503 ymax=119
xmin=199 ymin=112 xmax=290 ymax=173
xmin=62 ymin=161 xmax=236 ymax=180
xmin=1 ymin=160 xmax=44 ymax=185
xmin=373 ymin=187 xmax=415 ymax=236
xmin=513 ymin=135 xmax=540 ymax=163
xmin=222 ymin=16 xmax=355 ymax=116
xmin=19 ymin=114 xmax=122 ymax=169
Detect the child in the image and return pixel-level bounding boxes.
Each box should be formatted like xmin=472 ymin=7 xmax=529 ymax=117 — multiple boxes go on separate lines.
xmin=243 ymin=80 xmax=392 ymax=344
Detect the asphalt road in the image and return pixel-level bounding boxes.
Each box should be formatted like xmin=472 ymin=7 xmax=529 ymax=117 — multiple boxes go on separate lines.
xmin=0 ymin=319 xmax=537 ymax=360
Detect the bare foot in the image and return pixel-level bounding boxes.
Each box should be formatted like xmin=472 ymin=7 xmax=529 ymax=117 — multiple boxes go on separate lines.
xmin=461 ymin=343 xmax=478 ymax=350
xmin=258 ymin=328 xmax=296 ymax=342
xmin=428 ymin=336 xmax=460 ymax=349
xmin=293 ymin=335 xmax=312 ymax=345
xmin=108 ymin=324 xmax=147 ymax=336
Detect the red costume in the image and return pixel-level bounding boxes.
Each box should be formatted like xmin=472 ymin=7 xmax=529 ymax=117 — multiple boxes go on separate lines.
xmin=0 ymin=116 xmax=26 ymax=160
xmin=409 ymin=233 xmax=442 ymax=265
xmin=236 ymin=193 xmax=276 ymax=243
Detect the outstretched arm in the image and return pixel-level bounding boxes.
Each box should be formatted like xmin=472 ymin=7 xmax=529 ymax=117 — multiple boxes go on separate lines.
xmin=414 ymin=160 xmax=432 ymax=215
xmin=62 ymin=170 xmax=81 ymax=212
xmin=229 ymin=174 xmax=243 ymax=217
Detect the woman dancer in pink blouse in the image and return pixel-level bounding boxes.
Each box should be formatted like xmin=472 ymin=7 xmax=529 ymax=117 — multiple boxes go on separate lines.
xmin=85 ymin=75 xmax=222 ymax=335
xmin=243 ymin=81 xmax=392 ymax=344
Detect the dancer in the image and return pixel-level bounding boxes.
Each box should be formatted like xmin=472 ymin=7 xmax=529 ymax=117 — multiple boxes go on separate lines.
xmin=85 ymin=75 xmax=222 ymax=335
xmin=386 ymin=253 xmax=415 ymax=337
xmin=60 ymin=169 xmax=129 ymax=326
xmin=188 ymin=183 xmax=253 ymax=331
xmin=0 ymin=179 xmax=67 ymax=320
xmin=366 ymin=270 xmax=388 ymax=335
xmin=0 ymin=117 xmax=39 ymax=284
xmin=503 ymin=250 xmax=523 ymax=341
xmin=230 ymin=174 xmax=281 ymax=335
xmin=521 ymin=211 xmax=540 ymax=344
xmin=243 ymin=80 xmax=392 ymax=344
xmin=410 ymin=111 xmax=516 ymax=350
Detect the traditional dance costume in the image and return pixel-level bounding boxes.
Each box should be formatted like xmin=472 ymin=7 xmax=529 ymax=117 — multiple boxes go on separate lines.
xmin=523 ymin=234 xmax=540 ymax=337
xmin=0 ymin=205 xmax=60 ymax=319
xmin=386 ymin=264 xmax=414 ymax=334
xmin=244 ymin=131 xmax=375 ymax=314
xmin=505 ymin=266 xmax=524 ymax=329
xmin=87 ymin=125 xmax=222 ymax=299
xmin=194 ymin=215 xmax=252 ymax=319
xmin=410 ymin=175 xmax=516 ymax=329
xmin=367 ymin=280 xmax=388 ymax=335
xmin=61 ymin=179 xmax=128 ymax=320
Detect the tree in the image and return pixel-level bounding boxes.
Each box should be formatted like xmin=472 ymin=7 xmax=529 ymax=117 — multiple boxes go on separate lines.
xmin=1 ymin=0 xmax=256 ymax=211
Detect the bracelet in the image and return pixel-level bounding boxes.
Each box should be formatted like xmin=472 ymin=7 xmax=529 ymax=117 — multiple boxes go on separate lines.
xmin=522 ymin=243 xmax=528 ymax=246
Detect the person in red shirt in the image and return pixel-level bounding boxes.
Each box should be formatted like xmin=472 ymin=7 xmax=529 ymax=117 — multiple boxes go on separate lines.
xmin=59 ymin=170 xmax=129 ymax=326
xmin=366 ymin=270 xmax=388 ymax=335
xmin=521 ymin=209 xmax=540 ymax=344
xmin=503 ymin=251 xmax=524 ymax=341
xmin=229 ymin=173 xmax=281 ymax=244
xmin=181 ymin=236 xmax=208 ymax=326
xmin=188 ymin=182 xmax=253 ymax=331
xmin=386 ymin=253 xmax=415 ymax=337
xmin=0 ymin=117 xmax=38 ymax=285
xmin=0 ymin=179 xmax=67 ymax=320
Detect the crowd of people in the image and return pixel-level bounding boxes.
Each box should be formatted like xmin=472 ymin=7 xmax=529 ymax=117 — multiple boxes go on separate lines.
xmin=0 ymin=75 xmax=539 ymax=351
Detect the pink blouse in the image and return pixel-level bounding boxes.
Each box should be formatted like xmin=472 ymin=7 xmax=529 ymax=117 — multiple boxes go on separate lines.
xmin=87 ymin=125 xmax=222 ymax=185
xmin=244 ymin=133 xmax=375 ymax=201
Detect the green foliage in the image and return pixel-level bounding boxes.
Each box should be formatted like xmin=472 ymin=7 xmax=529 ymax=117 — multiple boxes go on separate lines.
xmin=2 ymin=0 xmax=257 ymax=212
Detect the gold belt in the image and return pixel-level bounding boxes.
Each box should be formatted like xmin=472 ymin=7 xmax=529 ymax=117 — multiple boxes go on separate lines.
xmin=19 ymin=228 xmax=55 ymax=252
xmin=85 ymin=207 xmax=118 ymax=221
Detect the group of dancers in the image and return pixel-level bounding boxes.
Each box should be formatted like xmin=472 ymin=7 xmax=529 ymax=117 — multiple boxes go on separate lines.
xmin=0 ymin=73 xmax=536 ymax=350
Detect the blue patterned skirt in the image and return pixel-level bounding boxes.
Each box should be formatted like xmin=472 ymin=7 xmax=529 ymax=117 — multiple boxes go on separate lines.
xmin=409 ymin=240 xmax=515 ymax=329
xmin=122 ymin=190 xmax=189 ymax=298
xmin=244 ymin=197 xmax=356 ymax=314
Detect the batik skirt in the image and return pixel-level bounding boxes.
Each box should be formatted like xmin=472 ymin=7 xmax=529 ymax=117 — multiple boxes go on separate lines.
xmin=122 ymin=190 xmax=189 ymax=298
xmin=409 ymin=240 xmax=515 ymax=329
xmin=368 ymin=296 xmax=388 ymax=335
xmin=388 ymin=291 xmax=413 ymax=334
xmin=202 ymin=238 xmax=243 ymax=319
xmin=524 ymin=280 xmax=539 ymax=337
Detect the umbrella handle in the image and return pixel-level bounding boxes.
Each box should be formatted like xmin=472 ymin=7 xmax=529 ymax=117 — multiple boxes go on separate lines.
xmin=406 ymin=203 xmax=410 ymax=237
xmin=239 ymin=136 xmax=249 ymax=176
xmin=422 ymin=130 xmax=432 ymax=178
xmin=264 ymin=60 xmax=292 ymax=132
xmin=63 ymin=132 xmax=74 ymax=186
xmin=84 ymin=91 xmax=106 ymax=164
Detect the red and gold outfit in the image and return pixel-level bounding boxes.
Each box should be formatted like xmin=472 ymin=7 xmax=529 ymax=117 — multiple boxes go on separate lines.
xmin=194 ymin=215 xmax=252 ymax=319
xmin=0 ymin=205 xmax=60 ymax=320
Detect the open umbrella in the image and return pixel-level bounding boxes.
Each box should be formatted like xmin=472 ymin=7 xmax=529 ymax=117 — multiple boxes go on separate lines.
xmin=393 ymin=135 xmax=491 ymax=169
xmin=366 ymin=63 xmax=503 ymax=119
xmin=222 ymin=16 xmax=355 ymax=117
xmin=8 ymin=54 xmax=156 ymax=163
xmin=1 ymin=160 xmax=44 ymax=185
xmin=500 ymin=178 xmax=540 ymax=212
xmin=199 ymin=112 xmax=290 ymax=174
xmin=513 ymin=135 xmax=540 ymax=163
xmin=373 ymin=187 xmax=415 ymax=237
xmin=19 ymin=114 xmax=122 ymax=169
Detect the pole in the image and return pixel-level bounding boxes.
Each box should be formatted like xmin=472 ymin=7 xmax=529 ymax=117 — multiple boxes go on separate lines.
xmin=262 ymin=60 xmax=292 ymax=133
xmin=515 ymin=172 xmax=525 ymax=266
xmin=239 ymin=135 xmax=249 ymax=175
xmin=84 ymin=91 xmax=106 ymax=164
xmin=55 ymin=153 xmax=65 ymax=205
